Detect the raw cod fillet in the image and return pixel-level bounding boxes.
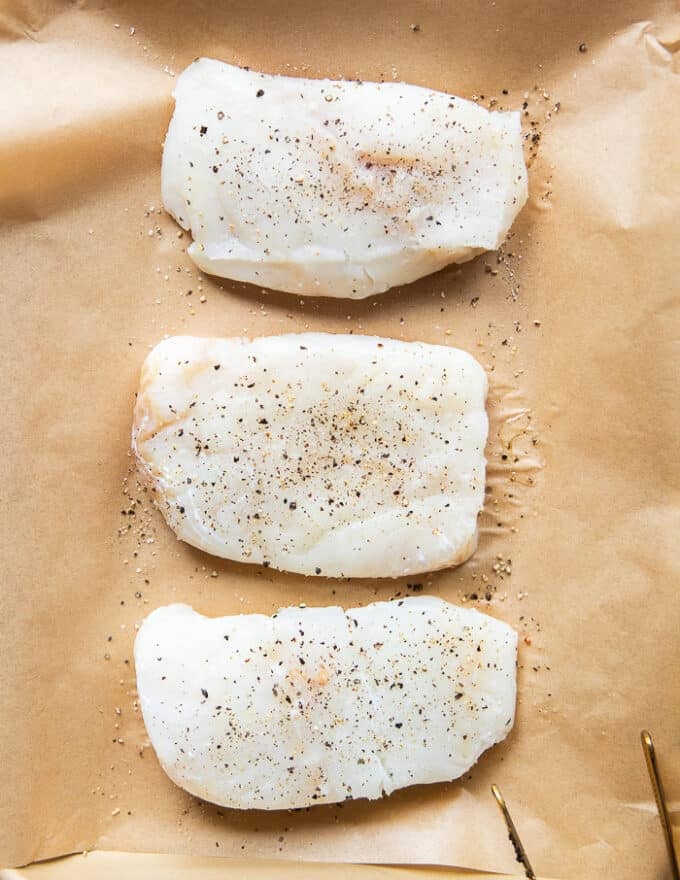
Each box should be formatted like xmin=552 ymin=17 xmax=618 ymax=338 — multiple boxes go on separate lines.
xmin=162 ymin=58 xmax=528 ymax=299
xmin=135 ymin=598 xmax=517 ymax=810
xmin=132 ymin=334 xmax=488 ymax=578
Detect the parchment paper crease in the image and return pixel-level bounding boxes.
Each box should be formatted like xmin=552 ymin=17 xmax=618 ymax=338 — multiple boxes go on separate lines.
xmin=1 ymin=1 xmax=679 ymax=878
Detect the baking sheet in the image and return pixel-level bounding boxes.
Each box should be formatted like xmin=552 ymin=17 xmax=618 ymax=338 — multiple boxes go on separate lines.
xmin=1 ymin=0 xmax=679 ymax=878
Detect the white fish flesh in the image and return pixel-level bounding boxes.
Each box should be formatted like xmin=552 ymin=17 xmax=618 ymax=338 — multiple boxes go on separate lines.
xmin=132 ymin=334 xmax=488 ymax=578
xmin=161 ymin=58 xmax=528 ymax=299
xmin=135 ymin=597 xmax=517 ymax=810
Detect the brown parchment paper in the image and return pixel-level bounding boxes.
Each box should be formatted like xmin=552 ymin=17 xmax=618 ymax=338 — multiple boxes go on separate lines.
xmin=1 ymin=0 xmax=679 ymax=878
xmin=0 ymin=852 xmax=556 ymax=880
xmin=2 ymin=854 xmax=557 ymax=880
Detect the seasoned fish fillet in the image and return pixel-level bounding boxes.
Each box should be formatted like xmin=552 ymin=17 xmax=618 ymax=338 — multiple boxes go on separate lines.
xmin=162 ymin=59 xmax=528 ymax=299
xmin=135 ymin=598 xmax=517 ymax=810
xmin=132 ymin=334 xmax=488 ymax=578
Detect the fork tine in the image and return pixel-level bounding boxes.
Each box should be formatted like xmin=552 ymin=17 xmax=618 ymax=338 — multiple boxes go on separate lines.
xmin=491 ymin=783 xmax=536 ymax=880
xmin=641 ymin=730 xmax=679 ymax=880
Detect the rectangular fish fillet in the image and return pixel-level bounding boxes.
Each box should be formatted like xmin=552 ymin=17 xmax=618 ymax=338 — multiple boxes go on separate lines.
xmin=132 ymin=334 xmax=488 ymax=578
xmin=162 ymin=58 xmax=528 ymax=298
xmin=135 ymin=597 xmax=517 ymax=810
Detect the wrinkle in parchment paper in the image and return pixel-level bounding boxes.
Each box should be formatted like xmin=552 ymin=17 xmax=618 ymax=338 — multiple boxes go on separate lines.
xmin=1 ymin=1 xmax=679 ymax=878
